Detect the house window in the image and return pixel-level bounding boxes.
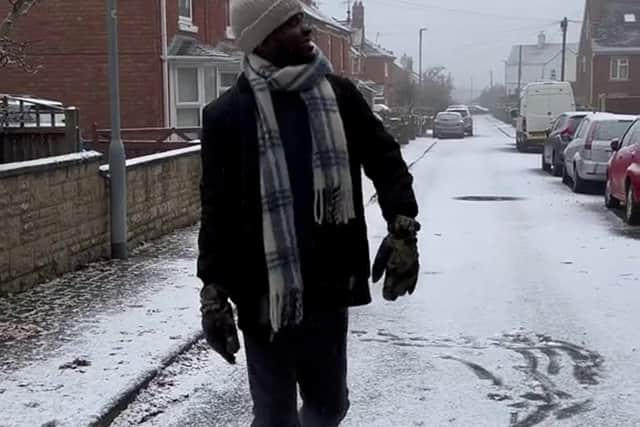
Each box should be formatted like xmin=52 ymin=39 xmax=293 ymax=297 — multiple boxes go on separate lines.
xmin=352 ymin=57 xmax=360 ymax=75
xmin=178 ymin=0 xmax=198 ymax=33
xmin=179 ymin=0 xmax=192 ymax=20
xmin=176 ymin=67 xmax=201 ymax=127
xmin=219 ymin=72 xmax=237 ymax=95
xmin=384 ymin=62 xmax=389 ymax=79
xmin=610 ymin=57 xmax=630 ymax=81
xmin=624 ymin=14 xmax=636 ymax=23
xmin=582 ymin=56 xmax=587 ymax=73
xmin=173 ymin=66 xmax=239 ymax=127
xmin=225 ymin=0 xmax=234 ymax=38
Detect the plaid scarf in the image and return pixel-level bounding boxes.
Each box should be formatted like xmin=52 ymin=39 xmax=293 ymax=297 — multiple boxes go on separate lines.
xmin=243 ymin=48 xmax=356 ymax=333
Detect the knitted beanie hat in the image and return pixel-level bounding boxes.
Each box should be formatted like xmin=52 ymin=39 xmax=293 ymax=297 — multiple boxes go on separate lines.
xmin=231 ymin=0 xmax=304 ymax=53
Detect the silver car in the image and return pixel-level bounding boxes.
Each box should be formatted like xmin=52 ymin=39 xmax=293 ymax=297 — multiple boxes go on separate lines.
xmin=563 ymin=113 xmax=636 ymax=193
xmin=433 ymin=111 xmax=465 ymax=139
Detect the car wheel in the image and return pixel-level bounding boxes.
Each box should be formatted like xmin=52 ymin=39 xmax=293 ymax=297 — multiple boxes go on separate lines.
xmin=552 ymin=152 xmax=563 ymax=177
xmin=626 ymin=186 xmax=640 ymax=225
xmin=562 ymin=164 xmax=571 ymax=185
xmin=605 ymin=179 xmax=620 ymax=209
xmin=572 ymin=164 xmax=586 ymax=193
xmin=541 ymin=152 xmax=551 ymax=172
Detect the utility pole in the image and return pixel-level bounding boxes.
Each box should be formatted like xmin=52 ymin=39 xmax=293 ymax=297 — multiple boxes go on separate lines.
xmin=419 ymin=27 xmax=427 ymax=89
xmin=106 ymin=0 xmax=128 ymax=259
xmin=561 ymin=17 xmax=568 ymax=81
xmin=470 ymin=76 xmax=474 ymax=103
xmin=517 ymin=44 xmax=523 ymax=98
xmin=490 ymin=70 xmax=494 ymax=89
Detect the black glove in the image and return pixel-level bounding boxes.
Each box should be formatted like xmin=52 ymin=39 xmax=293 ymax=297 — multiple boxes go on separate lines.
xmin=371 ymin=215 xmax=421 ymax=301
xmin=200 ymin=285 xmax=240 ymax=364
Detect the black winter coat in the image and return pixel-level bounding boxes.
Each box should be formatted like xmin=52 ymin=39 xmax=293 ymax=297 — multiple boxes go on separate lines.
xmin=197 ymin=74 xmax=418 ymax=331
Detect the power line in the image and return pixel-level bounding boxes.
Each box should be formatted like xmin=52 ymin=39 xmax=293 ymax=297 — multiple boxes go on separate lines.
xmin=365 ymin=0 xmax=561 ymax=22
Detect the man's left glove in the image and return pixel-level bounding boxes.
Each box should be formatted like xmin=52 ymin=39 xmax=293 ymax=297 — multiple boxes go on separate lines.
xmin=200 ymin=285 xmax=240 ymax=364
xmin=371 ymin=215 xmax=421 ymax=301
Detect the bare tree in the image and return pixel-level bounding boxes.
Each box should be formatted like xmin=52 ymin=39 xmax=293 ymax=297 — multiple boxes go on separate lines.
xmin=0 ymin=0 xmax=41 ymax=69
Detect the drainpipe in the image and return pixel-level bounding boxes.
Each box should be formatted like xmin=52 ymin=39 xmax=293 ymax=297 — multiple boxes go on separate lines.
xmin=160 ymin=0 xmax=170 ymax=127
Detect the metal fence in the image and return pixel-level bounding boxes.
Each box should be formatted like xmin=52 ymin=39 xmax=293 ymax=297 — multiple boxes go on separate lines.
xmin=0 ymin=95 xmax=80 ymax=163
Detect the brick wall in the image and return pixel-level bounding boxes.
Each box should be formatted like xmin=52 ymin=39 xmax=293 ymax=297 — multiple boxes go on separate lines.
xmin=593 ymin=54 xmax=640 ymax=101
xmin=0 ymin=147 xmax=203 ymax=295
xmin=0 ymin=0 xmax=164 ymax=134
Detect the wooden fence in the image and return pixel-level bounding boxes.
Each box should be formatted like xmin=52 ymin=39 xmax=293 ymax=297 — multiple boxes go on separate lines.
xmin=89 ymin=125 xmax=200 ymax=158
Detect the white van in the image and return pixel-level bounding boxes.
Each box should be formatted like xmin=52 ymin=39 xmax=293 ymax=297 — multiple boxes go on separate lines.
xmin=515 ymin=81 xmax=576 ymax=152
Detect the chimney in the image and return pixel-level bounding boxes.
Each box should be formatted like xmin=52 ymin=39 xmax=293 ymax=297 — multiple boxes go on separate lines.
xmin=537 ymin=31 xmax=546 ymax=48
xmin=352 ymin=1 xmax=365 ymax=30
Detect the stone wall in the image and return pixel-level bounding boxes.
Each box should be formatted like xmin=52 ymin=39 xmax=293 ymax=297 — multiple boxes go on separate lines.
xmin=0 ymin=152 xmax=109 ymax=294
xmin=107 ymin=146 xmax=202 ymax=247
xmin=0 ymin=146 xmax=202 ymax=295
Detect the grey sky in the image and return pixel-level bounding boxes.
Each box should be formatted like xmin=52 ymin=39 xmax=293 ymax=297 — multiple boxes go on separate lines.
xmin=319 ymin=0 xmax=585 ymax=97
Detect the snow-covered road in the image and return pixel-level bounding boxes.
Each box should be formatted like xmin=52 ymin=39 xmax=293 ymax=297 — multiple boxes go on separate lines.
xmin=112 ymin=115 xmax=640 ymax=427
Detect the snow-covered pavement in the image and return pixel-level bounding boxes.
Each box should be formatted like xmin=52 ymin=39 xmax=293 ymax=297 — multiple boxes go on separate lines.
xmin=111 ymin=115 xmax=640 ymax=427
xmin=6 ymin=115 xmax=640 ymax=427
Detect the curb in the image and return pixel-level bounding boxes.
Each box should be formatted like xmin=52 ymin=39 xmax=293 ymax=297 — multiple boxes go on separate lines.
xmin=90 ymin=331 xmax=205 ymax=427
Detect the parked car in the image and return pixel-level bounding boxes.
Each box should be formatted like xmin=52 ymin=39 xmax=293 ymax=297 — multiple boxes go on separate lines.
xmin=542 ymin=111 xmax=591 ymax=176
xmin=563 ymin=113 xmax=636 ymax=193
xmin=433 ymin=111 xmax=465 ymax=139
xmin=446 ymin=105 xmax=473 ymax=136
xmin=514 ymin=81 xmax=576 ymax=152
xmin=605 ymin=118 xmax=640 ymax=224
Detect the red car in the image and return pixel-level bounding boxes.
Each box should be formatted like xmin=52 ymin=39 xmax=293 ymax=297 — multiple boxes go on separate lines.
xmin=605 ymin=118 xmax=640 ymax=224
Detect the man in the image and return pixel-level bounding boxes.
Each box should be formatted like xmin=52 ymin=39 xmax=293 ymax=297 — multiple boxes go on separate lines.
xmin=197 ymin=0 xmax=419 ymax=425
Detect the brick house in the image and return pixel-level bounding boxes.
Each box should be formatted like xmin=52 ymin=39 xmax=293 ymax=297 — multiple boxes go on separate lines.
xmin=0 ymin=0 xmax=240 ymax=133
xmin=300 ymin=1 xmax=353 ymax=77
xmin=505 ymin=32 xmax=578 ymax=96
xmin=342 ymin=1 xmax=397 ymax=106
xmin=576 ymin=0 xmax=640 ymax=113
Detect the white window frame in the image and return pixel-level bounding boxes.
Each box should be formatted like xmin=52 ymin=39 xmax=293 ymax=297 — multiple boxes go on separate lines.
xmin=610 ymin=57 xmax=630 ymax=81
xmin=175 ymin=66 xmax=202 ymax=127
xmin=225 ymin=0 xmax=234 ymax=39
xmin=171 ymin=64 xmax=239 ymax=127
xmin=178 ymin=0 xmax=198 ymax=33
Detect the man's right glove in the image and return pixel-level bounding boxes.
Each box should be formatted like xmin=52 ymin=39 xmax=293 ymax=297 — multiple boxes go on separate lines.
xmin=371 ymin=215 xmax=421 ymax=301
xmin=200 ymin=285 xmax=240 ymax=364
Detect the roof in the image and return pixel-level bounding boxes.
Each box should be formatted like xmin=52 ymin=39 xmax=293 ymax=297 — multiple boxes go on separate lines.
xmin=506 ymin=43 xmax=578 ymax=65
xmin=302 ymin=3 xmax=351 ymax=33
xmin=167 ymin=36 xmax=241 ymax=62
xmin=592 ymin=0 xmax=640 ymax=51
xmin=588 ymin=112 xmax=638 ymax=121
xmin=360 ymin=39 xmax=395 ymax=58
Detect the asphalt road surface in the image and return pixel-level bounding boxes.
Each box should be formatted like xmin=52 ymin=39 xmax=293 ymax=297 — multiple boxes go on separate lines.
xmin=112 ymin=115 xmax=640 ymax=427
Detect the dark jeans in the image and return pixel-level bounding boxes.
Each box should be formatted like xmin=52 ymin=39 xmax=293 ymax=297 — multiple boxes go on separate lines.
xmin=243 ymin=309 xmax=350 ymax=427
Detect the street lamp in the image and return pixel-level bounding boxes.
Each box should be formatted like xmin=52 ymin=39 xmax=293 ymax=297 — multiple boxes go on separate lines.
xmin=106 ymin=0 xmax=127 ymax=259
xmin=418 ymin=27 xmax=427 ymax=89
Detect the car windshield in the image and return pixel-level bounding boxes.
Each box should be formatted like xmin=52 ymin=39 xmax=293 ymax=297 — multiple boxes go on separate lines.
xmin=567 ymin=116 xmax=586 ymax=132
xmin=448 ymin=109 xmax=468 ymax=117
xmin=593 ymin=120 xmax=633 ymax=140
xmin=437 ymin=113 xmax=461 ymax=120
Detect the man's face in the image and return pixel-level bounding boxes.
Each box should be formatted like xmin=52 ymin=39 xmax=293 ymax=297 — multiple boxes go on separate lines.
xmin=267 ymin=13 xmax=314 ymax=66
